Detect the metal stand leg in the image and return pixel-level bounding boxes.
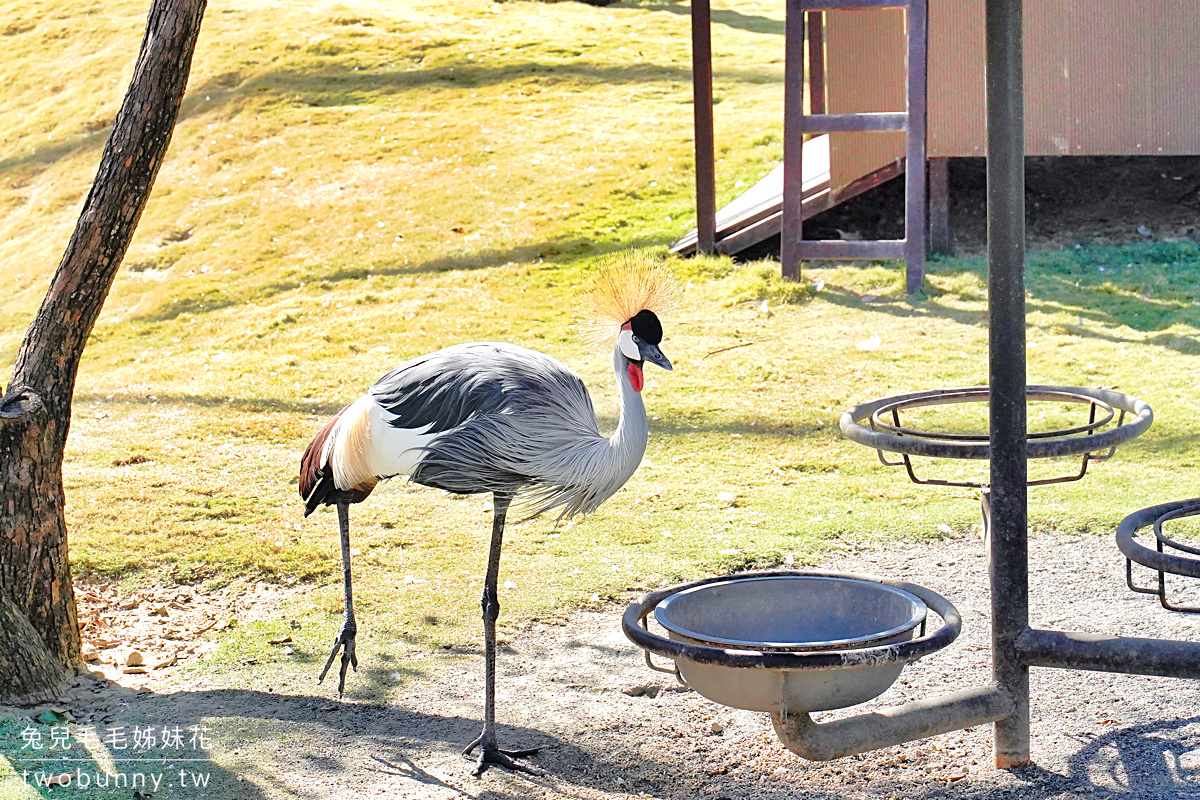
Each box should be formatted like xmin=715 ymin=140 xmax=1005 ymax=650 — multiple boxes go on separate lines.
xmin=985 ymin=0 xmax=1030 ymax=769
xmin=691 ymin=0 xmax=716 ymax=255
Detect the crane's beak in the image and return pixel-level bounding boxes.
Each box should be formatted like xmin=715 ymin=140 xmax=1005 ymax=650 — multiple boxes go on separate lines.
xmin=639 ymin=342 xmax=672 ymax=371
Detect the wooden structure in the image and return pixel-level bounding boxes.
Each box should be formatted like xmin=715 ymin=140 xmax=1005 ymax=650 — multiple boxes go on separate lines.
xmin=676 ymin=0 xmax=1200 ymax=291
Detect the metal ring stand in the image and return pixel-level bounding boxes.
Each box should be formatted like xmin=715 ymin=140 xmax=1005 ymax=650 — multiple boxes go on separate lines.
xmin=1117 ymin=498 xmax=1200 ymax=613
xmin=623 ymin=570 xmax=1022 ymax=761
xmin=840 ymin=385 xmax=1153 ymax=488
xmin=623 ymin=385 xmax=1167 ymax=762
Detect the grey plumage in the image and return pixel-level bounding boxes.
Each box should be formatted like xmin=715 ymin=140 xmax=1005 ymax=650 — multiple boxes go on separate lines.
xmin=385 ymin=342 xmax=647 ymax=520
xmin=298 ymin=305 xmax=672 ymax=775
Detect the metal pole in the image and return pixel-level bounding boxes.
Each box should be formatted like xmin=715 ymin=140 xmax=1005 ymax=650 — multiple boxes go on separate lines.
xmin=1019 ymin=629 xmax=1200 ymax=678
xmin=781 ymin=0 xmax=805 ymax=281
xmin=985 ymin=0 xmax=1029 ymax=770
xmin=691 ymin=0 xmax=717 ymax=255
xmin=772 ymin=686 xmax=1014 ymax=762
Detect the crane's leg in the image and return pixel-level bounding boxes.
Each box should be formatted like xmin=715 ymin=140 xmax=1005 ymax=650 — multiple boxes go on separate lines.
xmin=318 ymin=501 xmax=358 ymax=696
xmin=462 ymin=492 xmax=540 ymax=776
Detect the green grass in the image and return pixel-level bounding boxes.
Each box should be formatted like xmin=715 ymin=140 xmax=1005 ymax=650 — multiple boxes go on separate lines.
xmin=3 ymin=0 xmax=1200 ymax=714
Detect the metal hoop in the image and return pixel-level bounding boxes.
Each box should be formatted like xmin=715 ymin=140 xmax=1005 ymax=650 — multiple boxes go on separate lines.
xmin=841 ymin=385 xmax=1152 ymax=461
xmin=1154 ymin=505 xmax=1200 ymax=558
xmin=869 ymin=388 xmax=1115 ymax=442
xmin=1118 ymin=499 xmax=1200 ymax=613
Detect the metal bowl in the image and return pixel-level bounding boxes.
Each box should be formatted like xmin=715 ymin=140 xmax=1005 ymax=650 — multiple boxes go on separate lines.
xmin=652 ymin=575 xmax=929 ymax=713
xmin=655 ymin=575 xmax=927 ymax=651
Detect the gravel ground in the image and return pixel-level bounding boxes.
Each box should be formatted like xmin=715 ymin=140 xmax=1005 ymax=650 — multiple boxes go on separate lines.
xmin=12 ymin=530 xmax=1200 ymax=800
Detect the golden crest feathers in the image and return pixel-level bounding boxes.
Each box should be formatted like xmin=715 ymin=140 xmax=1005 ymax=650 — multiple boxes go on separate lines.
xmin=579 ymin=252 xmax=679 ymax=349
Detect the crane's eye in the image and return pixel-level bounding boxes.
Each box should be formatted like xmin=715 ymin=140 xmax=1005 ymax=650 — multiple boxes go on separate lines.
xmin=632 ymin=335 xmax=641 ymax=344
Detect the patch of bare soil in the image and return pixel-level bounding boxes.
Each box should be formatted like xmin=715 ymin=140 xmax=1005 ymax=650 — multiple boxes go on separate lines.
xmin=74 ymin=578 xmax=304 ymax=686
xmin=763 ymin=155 xmax=1200 ymax=254
xmin=20 ymin=531 xmax=1200 ymax=800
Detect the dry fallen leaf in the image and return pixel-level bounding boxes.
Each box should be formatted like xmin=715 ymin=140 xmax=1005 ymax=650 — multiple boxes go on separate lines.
xmin=268 ymin=636 xmax=293 ymax=645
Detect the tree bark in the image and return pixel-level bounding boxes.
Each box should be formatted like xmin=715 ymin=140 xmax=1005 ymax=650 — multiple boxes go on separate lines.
xmin=0 ymin=0 xmax=206 ymax=706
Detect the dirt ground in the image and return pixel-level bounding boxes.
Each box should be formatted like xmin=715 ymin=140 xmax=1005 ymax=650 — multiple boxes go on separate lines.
xmin=798 ymin=155 xmax=1200 ymax=253
xmin=12 ymin=529 xmax=1200 ymax=800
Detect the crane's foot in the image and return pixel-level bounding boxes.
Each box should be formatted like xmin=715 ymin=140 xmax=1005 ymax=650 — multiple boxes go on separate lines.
xmin=317 ymin=619 xmax=357 ymax=697
xmin=463 ymin=733 xmax=540 ymax=776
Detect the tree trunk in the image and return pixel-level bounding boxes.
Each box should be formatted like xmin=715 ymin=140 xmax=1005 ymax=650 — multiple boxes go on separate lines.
xmin=0 ymin=0 xmax=207 ymax=706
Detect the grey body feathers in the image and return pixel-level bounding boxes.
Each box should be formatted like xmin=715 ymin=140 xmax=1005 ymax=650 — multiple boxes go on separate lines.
xmin=375 ymin=342 xmax=648 ymax=520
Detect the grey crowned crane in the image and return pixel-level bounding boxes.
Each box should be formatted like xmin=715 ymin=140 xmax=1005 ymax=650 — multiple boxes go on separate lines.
xmin=298 ymin=256 xmax=676 ymax=775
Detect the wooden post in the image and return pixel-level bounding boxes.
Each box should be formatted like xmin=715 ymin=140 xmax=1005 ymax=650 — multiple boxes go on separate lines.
xmin=903 ymin=0 xmax=929 ymax=295
xmin=929 ymin=157 xmax=952 ymax=254
xmin=781 ymin=0 xmax=807 ymax=281
xmin=808 ymin=11 xmax=827 ymax=115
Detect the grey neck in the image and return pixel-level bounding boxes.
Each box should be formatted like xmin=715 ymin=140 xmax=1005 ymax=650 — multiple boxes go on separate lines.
xmin=610 ymin=344 xmax=649 ymax=471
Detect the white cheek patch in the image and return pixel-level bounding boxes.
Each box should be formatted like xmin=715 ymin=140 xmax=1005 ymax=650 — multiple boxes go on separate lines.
xmin=618 ymin=328 xmax=641 ymax=361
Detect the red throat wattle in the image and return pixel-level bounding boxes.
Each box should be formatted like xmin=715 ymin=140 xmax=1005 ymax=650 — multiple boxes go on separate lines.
xmin=627 ymin=361 xmax=644 ymax=392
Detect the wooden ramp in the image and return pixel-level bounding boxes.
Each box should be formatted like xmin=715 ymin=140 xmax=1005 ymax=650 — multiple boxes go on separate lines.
xmin=671 ymin=135 xmax=904 ymax=257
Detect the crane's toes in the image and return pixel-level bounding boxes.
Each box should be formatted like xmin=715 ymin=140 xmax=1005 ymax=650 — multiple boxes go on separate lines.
xmin=317 ymin=622 xmax=357 ymax=696
xmin=470 ymin=747 xmax=541 ymax=777
xmin=463 ymin=735 xmax=540 ymax=776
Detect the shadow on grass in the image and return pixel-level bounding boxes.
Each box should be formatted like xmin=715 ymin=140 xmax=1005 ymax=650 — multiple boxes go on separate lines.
xmin=617 ymin=0 xmax=784 ymax=36
xmin=0 ymin=129 xmax=111 ymax=180
xmin=128 ymin=232 xmax=672 ymax=324
xmin=72 ymin=392 xmax=346 ymax=417
xmin=816 ymin=242 xmax=1200 ymax=356
xmin=0 ymin=51 xmax=774 ymax=184
xmin=69 ymin=389 xmax=835 ymax=444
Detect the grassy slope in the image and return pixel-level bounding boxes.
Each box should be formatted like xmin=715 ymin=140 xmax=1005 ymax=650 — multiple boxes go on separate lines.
xmin=2 ymin=0 xmax=1200 ymax=703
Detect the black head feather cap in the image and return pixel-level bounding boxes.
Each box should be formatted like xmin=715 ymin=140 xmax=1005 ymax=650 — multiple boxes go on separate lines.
xmin=627 ymin=309 xmax=663 ymax=345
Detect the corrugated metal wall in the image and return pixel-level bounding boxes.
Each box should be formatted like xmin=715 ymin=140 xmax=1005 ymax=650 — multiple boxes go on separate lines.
xmin=826 ymin=8 xmax=907 ymax=193
xmin=826 ymin=0 xmax=1200 ymax=194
